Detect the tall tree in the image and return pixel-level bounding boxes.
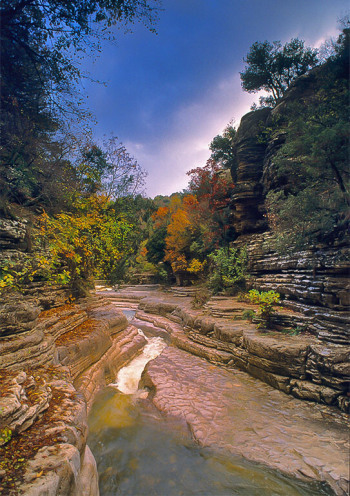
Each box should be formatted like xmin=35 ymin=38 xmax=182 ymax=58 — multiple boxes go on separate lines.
xmin=0 ymin=0 xmax=159 ymax=209
xmin=240 ymin=38 xmax=318 ymax=107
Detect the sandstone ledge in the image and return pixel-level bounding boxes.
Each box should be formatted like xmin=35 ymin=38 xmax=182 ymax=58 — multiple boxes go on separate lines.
xmin=136 ymin=296 xmax=350 ymax=412
xmin=0 ymin=297 xmax=146 ymax=495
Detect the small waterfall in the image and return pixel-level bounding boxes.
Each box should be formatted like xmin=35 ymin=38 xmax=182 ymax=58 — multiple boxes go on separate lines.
xmin=112 ymin=329 xmax=167 ymax=395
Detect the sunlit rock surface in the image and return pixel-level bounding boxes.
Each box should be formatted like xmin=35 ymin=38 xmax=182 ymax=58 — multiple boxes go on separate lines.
xmin=134 ymin=292 xmax=349 ymax=412
xmin=141 ymin=346 xmax=349 ymax=496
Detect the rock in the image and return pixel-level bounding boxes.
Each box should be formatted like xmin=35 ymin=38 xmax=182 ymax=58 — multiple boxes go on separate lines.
xmin=242 ymin=328 xmax=310 ymax=379
xmin=0 ymin=218 xmax=27 ymax=249
xmin=0 ymin=372 xmax=52 ymax=439
xmin=0 ymin=294 xmax=41 ymax=337
xmin=142 ymin=346 xmax=349 ymax=496
xmin=306 ymin=343 xmax=350 ymax=391
xmin=231 ymin=108 xmax=271 ymax=234
xmin=77 ymin=445 xmax=100 ymax=496
xmin=0 ymin=328 xmax=55 ymax=370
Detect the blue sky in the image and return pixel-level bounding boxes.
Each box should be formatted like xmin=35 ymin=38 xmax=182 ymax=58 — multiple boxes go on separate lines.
xmin=82 ymin=0 xmax=348 ymax=197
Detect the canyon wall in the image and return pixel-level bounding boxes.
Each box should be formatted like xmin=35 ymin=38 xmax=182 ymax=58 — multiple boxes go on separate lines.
xmin=230 ymin=72 xmax=349 ymax=347
xmin=0 ymin=291 xmax=145 ymax=495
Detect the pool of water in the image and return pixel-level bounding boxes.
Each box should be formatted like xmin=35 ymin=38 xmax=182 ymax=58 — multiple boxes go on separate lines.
xmin=88 ymin=388 xmax=333 ymax=496
xmin=121 ymin=309 xmax=136 ymax=322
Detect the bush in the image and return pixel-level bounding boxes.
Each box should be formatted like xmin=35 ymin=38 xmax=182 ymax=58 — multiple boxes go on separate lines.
xmin=208 ymin=247 xmax=247 ymax=294
xmin=242 ymin=309 xmax=256 ymax=322
xmin=192 ymin=288 xmax=211 ymax=308
xmin=246 ymin=289 xmax=280 ymax=328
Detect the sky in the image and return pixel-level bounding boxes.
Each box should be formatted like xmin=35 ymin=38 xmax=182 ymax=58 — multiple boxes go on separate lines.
xmin=82 ymin=0 xmax=348 ymax=198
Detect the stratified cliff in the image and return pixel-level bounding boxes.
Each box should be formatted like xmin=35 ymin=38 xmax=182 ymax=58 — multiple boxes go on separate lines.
xmin=230 ymin=65 xmax=349 ymax=346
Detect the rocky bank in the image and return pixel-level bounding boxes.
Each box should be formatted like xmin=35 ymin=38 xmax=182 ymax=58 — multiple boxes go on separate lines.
xmin=0 ymin=292 xmax=146 ymax=495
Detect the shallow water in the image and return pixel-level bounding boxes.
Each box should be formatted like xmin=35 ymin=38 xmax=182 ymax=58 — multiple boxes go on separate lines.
xmin=88 ymin=308 xmax=333 ymax=495
xmin=88 ymin=388 xmax=333 ymax=496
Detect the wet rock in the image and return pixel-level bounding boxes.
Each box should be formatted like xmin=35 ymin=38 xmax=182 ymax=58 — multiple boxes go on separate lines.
xmin=74 ymin=325 xmax=147 ymax=409
xmin=143 ymin=346 xmax=349 ymax=496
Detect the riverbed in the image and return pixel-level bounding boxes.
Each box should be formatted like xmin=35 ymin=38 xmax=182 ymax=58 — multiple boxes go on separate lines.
xmin=87 ymin=308 xmax=341 ymax=495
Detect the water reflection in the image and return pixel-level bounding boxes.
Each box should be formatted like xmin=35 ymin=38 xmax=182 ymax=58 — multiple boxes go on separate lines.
xmin=88 ymin=388 xmax=333 ymax=496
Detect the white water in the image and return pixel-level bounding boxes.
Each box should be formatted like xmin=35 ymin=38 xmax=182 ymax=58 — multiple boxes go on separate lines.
xmin=113 ymin=330 xmax=167 ymax=395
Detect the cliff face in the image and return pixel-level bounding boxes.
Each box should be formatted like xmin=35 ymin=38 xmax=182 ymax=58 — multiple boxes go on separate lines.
xmin=230 ymin=107 xmax=270 ymax=235
xmin=230 ymin=69 xmax=350 ymax=346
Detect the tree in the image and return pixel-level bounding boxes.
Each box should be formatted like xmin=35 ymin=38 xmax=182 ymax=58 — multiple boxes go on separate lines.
xmin=37 ymin=195 xmax=134 ymax=294
xmin=240 ymin=38 xmax=318 ymax=107
xmin=209 ymin=124 xmax=237 ymax=174
xmin=0 ymin=0 xmax=158 ymax=210
xmin=75 ymin=137 xmax=147 ymax=199
xmin=187 ymin=159 xmax=234 ymax=249
xmin=265 ymin=30 xmax=350 ymax=249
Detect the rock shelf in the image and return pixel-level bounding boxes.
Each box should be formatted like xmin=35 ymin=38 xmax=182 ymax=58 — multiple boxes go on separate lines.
xmin=0 ymin=286 xmax=349 ymax=495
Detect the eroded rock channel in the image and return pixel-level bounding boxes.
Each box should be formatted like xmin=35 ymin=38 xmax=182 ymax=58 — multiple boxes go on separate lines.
xmin=0 ymin=284 xmax=349 ymax=495
xmin=88 ymin=285 xmax=349 ymax=496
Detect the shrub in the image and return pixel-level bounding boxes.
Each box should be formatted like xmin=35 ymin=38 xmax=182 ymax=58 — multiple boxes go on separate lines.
xmin=242 ymin=309 xmax=256 ymax=322
xmin=208 ymin=247 xmax=247 ymax=294
xmin=192 ymin=288 xmax=211 ymax=309
xmin=247 ymin=289 xmax=280 ymax=328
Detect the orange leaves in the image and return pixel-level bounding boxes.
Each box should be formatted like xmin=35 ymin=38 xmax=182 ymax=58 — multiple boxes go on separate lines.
xmin=151 ymin=206 xmax=170 ymax=228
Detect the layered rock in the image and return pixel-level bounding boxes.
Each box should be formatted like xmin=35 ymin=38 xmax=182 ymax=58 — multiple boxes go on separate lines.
xmin=136 ymin=294 xmax=349 ymax=412
xmin=234 ymin=233 xmax=350 ymax=344
xmin=230 ymin=76 xmax=350 ymax=346
xmin=0 ymin=295 xmax=146 ymax=495
xmin=231 ymin=108 xmax=270 ymax=234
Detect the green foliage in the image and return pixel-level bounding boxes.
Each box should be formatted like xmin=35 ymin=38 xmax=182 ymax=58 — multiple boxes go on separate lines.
xmin=265 ymin=36 xmax=349 ymax=249
xmin=0 ymin=195 xmax=138 ymax=296
xmin=242 ymin=309 xmax=256 ymax=322
xmin=208 ymin=247 xmax=247 ymax=294
xmin=146 ymin=226 xmax=168 ymax=264
xmin=246 ymin=290 xmax=280 ymax=329
xmin=240 ymin=38 xmax=318 ymax=106
xmin=209 ymin=124 xmax=237 ymax=179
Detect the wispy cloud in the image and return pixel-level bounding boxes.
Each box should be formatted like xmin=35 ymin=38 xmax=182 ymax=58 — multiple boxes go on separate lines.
xmin=126 ymin=74 xmax=254 ymax=196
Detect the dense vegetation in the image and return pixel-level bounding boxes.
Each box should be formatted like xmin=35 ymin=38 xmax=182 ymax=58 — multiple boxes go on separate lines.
xmin=0 ymin=0 xmax=349 ymax=297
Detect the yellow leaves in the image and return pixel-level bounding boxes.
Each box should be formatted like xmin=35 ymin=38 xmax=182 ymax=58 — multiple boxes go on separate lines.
xmin=187 ymin=258 xmax=206 ymax=274
xmin=35 ymin=194 xmax=135 ymax=283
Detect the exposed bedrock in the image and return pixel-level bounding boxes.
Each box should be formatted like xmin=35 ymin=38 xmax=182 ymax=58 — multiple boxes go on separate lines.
xmin=230 ymin=107 xmax=271 ymax=235
xmin=233 ymin=232 xmax=350 ymax=345
xmin=0 ymin=296 xmax=146 ymax=495
xmin=230 ymin=81 xmax=350 ymax=346
xmin=137 ymin=296 xmax=350 ymax=412
xmin=140 ymin=346 xmax=349 ymax=496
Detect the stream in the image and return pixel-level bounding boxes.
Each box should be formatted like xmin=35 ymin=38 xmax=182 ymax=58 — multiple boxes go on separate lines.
xmin=87 ymin=310 xmax=333 ymax=496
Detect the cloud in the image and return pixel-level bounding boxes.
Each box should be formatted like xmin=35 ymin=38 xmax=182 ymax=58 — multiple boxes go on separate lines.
xmin=125 ymin=73 xmax=254 ymax=197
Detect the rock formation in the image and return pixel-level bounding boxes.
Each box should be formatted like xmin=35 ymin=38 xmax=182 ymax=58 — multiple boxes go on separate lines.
xmin=0 ymin=295 xmax=146 ymax=495
xmin=230 ymin=71 xmax=350 ymax=347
